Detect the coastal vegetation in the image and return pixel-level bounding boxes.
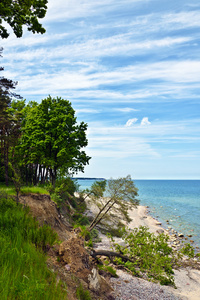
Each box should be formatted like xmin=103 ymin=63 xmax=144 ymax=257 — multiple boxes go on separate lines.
xmin=0 ymin=194 xmax=67 ymax=299
xmin=0 ymin=183 xmax=49 ymax=196
xmin=0 ymin=171 xmax=199 ymax=297
xmin=108 ymin=226 xmax=175 ymax=285
xmin=74 ymin=178 xmax=200 ymax=287
xmin=84 ymin=175 xmax=139 ymax=232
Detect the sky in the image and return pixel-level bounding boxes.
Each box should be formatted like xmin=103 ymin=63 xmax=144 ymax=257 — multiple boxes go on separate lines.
xmin=1 ymin=0 xmax=200 ymax=179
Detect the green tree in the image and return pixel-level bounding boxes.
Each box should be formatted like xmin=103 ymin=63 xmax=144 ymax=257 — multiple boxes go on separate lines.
xmin=88 ymin=175 xmax=139 ymax=231
xmin=17 ymin=96 xmax=91 ymax=186
xmin=0 ymin=48 xmax=23 ymax=184
xmin=82 ymin=179 xmax=107 ymax=201
xmin=0 ymin=100 xmax=25 ymax=185
xmin=0 ymin=0 xmax=48 ymax=38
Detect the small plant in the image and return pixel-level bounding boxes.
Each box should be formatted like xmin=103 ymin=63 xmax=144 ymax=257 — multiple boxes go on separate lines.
xmin=72 ymin=213 xmax=90 ymax=226
xmin=85 ymin=239 xmax=93 ymax=248
xmin=76 ymin=284 xmax=91 ymax=300
xmin=98 ymin=265 xmax=118 ymax=278
xmin=180 ymin=243 xmax=195 ymax=258
xmin=90 ymin=228 xmax=101 ymax=243
xmin=101 ymin=223 xmax=125 ymax=238
xmin=50 ymin=192 xmax=63 ymax=208
xmin=75 ymin=225 xmax=91 ymax=241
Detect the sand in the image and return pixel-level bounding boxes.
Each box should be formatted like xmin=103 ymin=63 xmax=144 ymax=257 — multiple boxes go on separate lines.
xmin=85 ymin=199 xmax=200 ymax=300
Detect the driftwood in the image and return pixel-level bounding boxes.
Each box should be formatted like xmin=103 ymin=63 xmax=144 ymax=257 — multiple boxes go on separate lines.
xmin=91 ymin=249 xmax=135 ymax=263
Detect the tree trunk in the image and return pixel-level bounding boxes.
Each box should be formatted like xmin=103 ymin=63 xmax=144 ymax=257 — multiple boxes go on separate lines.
xmin=88 ymin=199 xmax=116 ymax=231
xmin=25 ymin=165 xmax=28 ymax=185
xmin=52 ymin=166 xmax=57 ymax=187
xmin=37 ymin=164 xmax=41 ymax=184
xmin=91 ymin=249 xmax=135 ymax=263
xmin=4 ymin=137 xmax=9 ymax=186
xmin=41 ymin=166 xmax=45 ymax=184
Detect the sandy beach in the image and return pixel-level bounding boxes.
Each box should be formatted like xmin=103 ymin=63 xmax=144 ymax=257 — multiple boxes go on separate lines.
xmin=85 ymin=199 xmax=200 ymax=300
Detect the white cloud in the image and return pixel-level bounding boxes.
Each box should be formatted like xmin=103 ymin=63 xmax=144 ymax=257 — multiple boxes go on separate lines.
xmin=115 ymin=107 xmax=139 ymax=112
xmin=162 ymin=11 xmax=200 ymax=29
xmin=141 ymin=117 xmax=151 ymax=126
xmin=3 ymin=36 xmax=191 ymax=61
xmin=86 ymin=130 xmax=160 ymax=158
xmin=75 ymin=108 xmax=100 ymax=114
xmin=125 ymin=118 xmax=138 ymax=127
xmin=45 ymin=0 xmax=146 ymax=22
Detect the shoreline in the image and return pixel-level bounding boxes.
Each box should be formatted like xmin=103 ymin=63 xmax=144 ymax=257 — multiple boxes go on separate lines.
xmin=85 ymin=199 xmax=200 ymax=300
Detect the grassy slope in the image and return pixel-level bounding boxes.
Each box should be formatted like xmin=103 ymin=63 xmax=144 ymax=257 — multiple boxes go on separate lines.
xmin=0 ymin=196 xmax=67 ymax=299
xmin=0 ymin=183 xmax=49 ymax=196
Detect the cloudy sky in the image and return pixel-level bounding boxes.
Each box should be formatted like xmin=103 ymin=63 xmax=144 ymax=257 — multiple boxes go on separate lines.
xmin=1 ymin=0 xmax=200 ymax=179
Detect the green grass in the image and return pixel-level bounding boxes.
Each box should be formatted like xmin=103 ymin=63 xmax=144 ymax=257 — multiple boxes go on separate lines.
xmin=98 ymin=265 xmax=118 ymax=278
xmin=0 ymin=196 xmax=67 ymax=299
xmin=0 ymin=183 xmax=49 ymax=196
xmin=76 ymin=284 xmax=91 ymax=300
xmin=21 ymin=186 xmax=49 ymax=195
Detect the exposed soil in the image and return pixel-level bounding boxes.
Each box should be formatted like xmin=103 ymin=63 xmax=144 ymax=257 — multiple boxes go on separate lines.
xmin=18 ymin=194 xmax=114 ymax=300
xmin=19 ymin=193 xmax=72 ymax=240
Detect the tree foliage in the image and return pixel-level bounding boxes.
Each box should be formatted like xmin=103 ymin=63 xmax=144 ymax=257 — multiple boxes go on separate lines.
xmin=82 ymin=179 xmax=107 ymax=201
xmin=0 ymin=0 xmax=48 ymax=38
xmin=88 ymin=175 xmax=139 ymax=231
xmin=0 ymin=48 xmax=23 ymax=185
xmin=16 ymin=96 xmax=91 ymax=185
xmin=94 ymin=226 xmax=175 ymax=286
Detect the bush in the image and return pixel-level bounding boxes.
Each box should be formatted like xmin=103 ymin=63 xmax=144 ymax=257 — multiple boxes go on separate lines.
xmin=109 ymin=226 xmax=175 ymax=286
xmin=72 ymin=213 xmax=90 ymax=226
xmin=180 ymin=243 xmax=195 ymax=258
xmin=48 ymin=177 xmax=78 ymax=208
xmin=90 ymin=228 xmax=101 ymax=242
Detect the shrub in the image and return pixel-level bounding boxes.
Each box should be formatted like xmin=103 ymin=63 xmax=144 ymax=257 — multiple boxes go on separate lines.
xmin=48 ymin=177 xmax=79 ymax=208
xmin=180 ymin=243 xmax=195 ymax=258
xmin=76 ymin=284 xmax=91 ymax=300
xmin=109 ymin=226 xmax=175 ymax=286
xmin=98 ymin=265 xmax=118 ymax=278
xmin=72 ymin=213 xmax=90 ymax=226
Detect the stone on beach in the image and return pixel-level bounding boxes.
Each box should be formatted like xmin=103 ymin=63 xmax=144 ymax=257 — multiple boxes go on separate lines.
xmin=178 ymin=233 xmax=184 ymax=237
xmin=155 ymin=221 xmax=162 ymax=225
xmin=156 ymin=229 xmax=164 ymax=234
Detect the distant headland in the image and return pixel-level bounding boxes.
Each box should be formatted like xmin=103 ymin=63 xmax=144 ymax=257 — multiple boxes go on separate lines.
xmin=72 ymin=177 xmax=106 ymax=180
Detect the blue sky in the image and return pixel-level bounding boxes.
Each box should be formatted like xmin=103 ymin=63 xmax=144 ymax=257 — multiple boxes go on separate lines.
xmin=1 ymin=0 xmax=200 ymax=179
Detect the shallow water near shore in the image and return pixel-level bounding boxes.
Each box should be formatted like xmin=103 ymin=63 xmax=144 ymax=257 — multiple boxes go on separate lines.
xmin=76 ymin=179 xmax=200 ymax=248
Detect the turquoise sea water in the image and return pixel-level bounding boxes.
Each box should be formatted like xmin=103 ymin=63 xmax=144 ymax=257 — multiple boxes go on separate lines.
xmin=76 ymin=179 xmax=200 ymax=248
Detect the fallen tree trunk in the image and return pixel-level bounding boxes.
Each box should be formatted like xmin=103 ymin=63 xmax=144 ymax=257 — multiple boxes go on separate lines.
xmin=91 ymin=249 xmax=135 ymax=263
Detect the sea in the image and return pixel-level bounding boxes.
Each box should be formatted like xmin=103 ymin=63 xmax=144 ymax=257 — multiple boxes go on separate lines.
xmin=76 ymin=179 xmax=200 ymax=249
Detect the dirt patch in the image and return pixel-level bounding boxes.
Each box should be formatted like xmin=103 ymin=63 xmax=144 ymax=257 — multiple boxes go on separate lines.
xmin=59 ymin=234 xmax=92 ymax=280
xmin=19 ymin=193 xmax=72 ymax=240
